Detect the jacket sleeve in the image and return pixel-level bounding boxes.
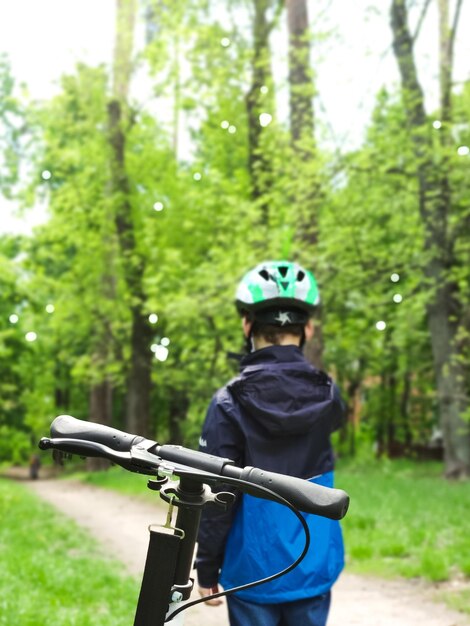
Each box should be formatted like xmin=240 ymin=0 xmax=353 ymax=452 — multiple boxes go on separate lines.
xmin=195 ymin=391 xmax=245 ymax=588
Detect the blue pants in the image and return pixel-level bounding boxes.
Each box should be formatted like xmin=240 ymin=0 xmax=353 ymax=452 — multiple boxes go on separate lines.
xmin=227 ymin=592 xmax=331 ymax=626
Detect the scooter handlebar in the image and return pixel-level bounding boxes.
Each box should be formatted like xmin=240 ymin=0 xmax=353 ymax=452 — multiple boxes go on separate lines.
xmin=41 ymin=416 xmax=349 ymax=520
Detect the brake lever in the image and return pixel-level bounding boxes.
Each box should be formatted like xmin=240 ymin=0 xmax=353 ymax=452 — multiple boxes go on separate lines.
xmin=39 ymin=437 xmax=159 ymax=475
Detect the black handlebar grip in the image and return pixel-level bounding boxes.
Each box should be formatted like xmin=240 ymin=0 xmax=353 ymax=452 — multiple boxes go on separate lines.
xmin=50 ymin=415 xmax=145 ymax=453
xmin=239 ymin=467 xmax=349 ymax=520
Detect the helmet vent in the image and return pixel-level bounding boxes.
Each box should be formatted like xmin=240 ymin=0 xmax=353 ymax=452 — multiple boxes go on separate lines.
xmin=297 ymin=270 xmax=305 ymax=281
xmin=259 ymin=269 xmax=270 ymax=281
xmin=279 ymin=266 xmax=288 ymax=277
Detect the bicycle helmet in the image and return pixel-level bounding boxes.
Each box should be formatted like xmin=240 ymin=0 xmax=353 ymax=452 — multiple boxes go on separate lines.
xmin=235 ymin=260 xmax=319 ymax=326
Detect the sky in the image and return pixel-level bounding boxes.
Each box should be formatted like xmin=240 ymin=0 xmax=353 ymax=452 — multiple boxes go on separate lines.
xmin=1 ymin=0 xmax=469 ymax=236
xmin=0 ymin=0 xmax=116 ymax=235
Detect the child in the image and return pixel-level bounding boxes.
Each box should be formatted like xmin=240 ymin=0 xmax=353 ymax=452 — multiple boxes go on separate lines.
xmin=196 ymin=260 xmax=345 ymax=626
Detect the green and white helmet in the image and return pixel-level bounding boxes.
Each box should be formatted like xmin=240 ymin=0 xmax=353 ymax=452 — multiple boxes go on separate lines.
xmin=235 ymin=260 xmax=320 ymax=323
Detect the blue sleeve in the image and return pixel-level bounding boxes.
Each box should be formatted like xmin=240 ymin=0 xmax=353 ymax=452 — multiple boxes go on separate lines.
xmin=195 ymin=390 xmax=245 ymax=588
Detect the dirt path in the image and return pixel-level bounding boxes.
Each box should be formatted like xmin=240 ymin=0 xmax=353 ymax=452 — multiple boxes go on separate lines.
xmin=25 ymin=477 xmax=470 ymax=626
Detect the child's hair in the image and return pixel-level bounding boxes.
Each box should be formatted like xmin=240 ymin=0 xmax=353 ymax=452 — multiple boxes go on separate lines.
xmin=252 ymin=321 xmax=304 ymax=345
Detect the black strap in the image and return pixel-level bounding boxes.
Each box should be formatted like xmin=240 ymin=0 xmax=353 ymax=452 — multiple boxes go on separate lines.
xmin=133 ymin=529 xmax=182 ymax=626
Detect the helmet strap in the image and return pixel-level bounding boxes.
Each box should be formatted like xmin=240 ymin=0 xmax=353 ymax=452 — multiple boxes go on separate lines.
xmin=243 ymin=333 xmax=254 ymax=354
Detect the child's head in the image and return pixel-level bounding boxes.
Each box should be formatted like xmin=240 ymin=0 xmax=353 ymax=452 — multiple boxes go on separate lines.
xmin=235 ymin=261 xmax=319 ymax=351
xmin=245 ymin=316 xmax=314 ymax=350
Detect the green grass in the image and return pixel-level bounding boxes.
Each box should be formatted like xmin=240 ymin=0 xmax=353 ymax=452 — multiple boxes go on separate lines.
xmin=440 ymin=588 xmax=470 ymax=614
xmin=336 ymin=458 xmax=470 ymax=613
xmin=0 ymin=478 xmax=139 ymax=626
xmin=71 ymin=466 xmax=161 ymax=503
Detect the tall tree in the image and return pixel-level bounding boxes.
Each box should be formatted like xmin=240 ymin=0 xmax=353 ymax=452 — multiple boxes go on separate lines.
xmin=246 ymin=0 xmax=278 ymax=217
xmin=286 ymin=0 xmax=315 ymax=145
xmin=285 ymin=0 xmax=324 ymax=368
xmin=390 ymin=0 xmax=470 ymax=477
xmin=108 ymin=0 xmax=154 ymax=437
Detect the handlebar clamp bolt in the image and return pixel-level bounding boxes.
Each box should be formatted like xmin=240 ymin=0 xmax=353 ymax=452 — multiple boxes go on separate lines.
xmin=171 ymin=591 xmax=183 ymax=603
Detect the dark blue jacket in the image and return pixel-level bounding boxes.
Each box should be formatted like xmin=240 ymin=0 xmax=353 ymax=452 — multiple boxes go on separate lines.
xmin=196 ymin=345 xmax=345 ymax=601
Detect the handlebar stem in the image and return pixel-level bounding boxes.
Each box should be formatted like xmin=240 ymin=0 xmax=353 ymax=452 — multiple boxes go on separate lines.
xmin=172 ymin=476 xmax=205 ymax=591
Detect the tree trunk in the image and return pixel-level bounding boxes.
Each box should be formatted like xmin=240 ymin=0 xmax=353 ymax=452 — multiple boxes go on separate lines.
xmin=303 ymin=310 xmax=324 ymax=370
xmin=246 ymin=0 xmax=275 ymax=218
xmin=436 ymin=0 xmax=470 ymax=477
xmin=113 ymin=0 xmax=137 ymax=102
xmin=87 ymin=379 xmax=113 ymax=471
xmin=286 ymin=0 xmax=323 ymax=368
xmin=86 ymin=194 xmax=118 ymax=451
xmin=400 ymin=370 xmax=412 ymax=447
xmin=168 ymin=392 xmax=190 ymax=446
xmin=126 ymin=306 xmax=154 ymax=437
xmin=109 ymin=0 xmax=153 ymax=438
xmin=390 ymin=0 xmax=470 ymax=478
xmin=286 ymin=0 xmax=315 ymax=145
xmin=345 ymin=375 xmax=363 ymax=457
xmin=386 ymin=372 xmax=398 ymax=457
xmin=54 ymin=360 xmax=70 ymax=411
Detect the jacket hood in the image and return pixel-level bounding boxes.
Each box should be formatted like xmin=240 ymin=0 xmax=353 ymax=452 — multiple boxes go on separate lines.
xmin=227 ymin=345 xmax=336 ymax=437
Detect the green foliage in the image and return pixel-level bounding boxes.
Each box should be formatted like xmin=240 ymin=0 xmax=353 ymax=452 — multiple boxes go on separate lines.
xmin=0 ymin=426 xmax=31 ymax=465
xmin=338 ymin=459 xmax=470 ymax=591
xmin=0 ymin=235 xmax=37 ymax=460
xmin=0 ymin=478 xmax=138 ymax=625
xmin=318 ymin=90 xmax=443 ymax=450
xmin=11 ymin=65 xmax=130 ymax=439
xmin=0 ymin=54 xmax=24 ymax=194
xmin=1 ymin=2 xmax=470 ymax=466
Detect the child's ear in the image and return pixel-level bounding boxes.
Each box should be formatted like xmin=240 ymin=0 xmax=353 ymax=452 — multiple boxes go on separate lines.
xmin=242 ymin=316 xmax=253 ymax=338
xmin=304 ymin=320 xmax=314 ymax=342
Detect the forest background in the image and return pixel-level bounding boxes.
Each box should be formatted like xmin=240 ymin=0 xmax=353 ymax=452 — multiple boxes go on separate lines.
xmin=1 ymin=0 xmax=470 ymax=480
